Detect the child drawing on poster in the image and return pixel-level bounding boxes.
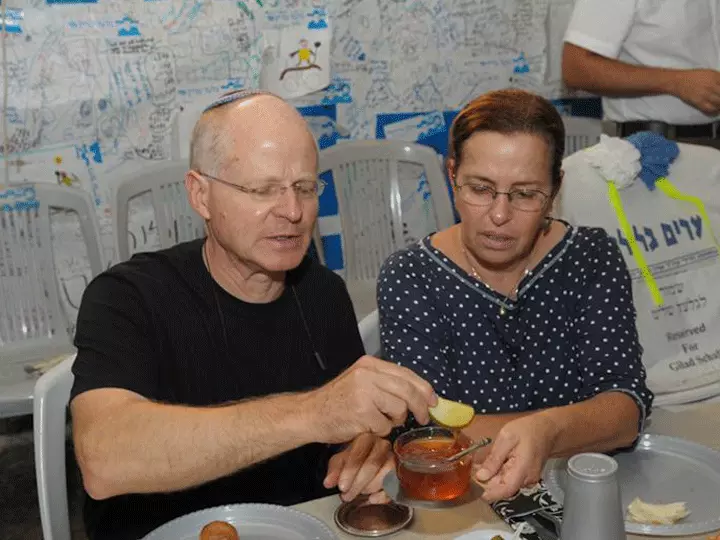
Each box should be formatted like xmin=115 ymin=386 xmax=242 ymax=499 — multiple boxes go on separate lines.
xmin=260 ymin=25 xmax=330 ymax=99
xmin=282 ymin=38 xmax=322 ymax=79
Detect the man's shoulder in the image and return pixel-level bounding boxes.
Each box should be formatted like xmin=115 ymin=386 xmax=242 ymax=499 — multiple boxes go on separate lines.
xmin=564 ymin=0 xmax=636 ymax=59
xmin=292 ymin=256 xmax=348 ymax=298
xmin=87 ymin=239 xmax=203 ymax=302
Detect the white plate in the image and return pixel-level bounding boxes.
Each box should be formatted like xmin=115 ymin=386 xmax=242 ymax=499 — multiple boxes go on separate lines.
xmin=453 ymin=529 xmax=514 ymax=540
xmin=142 ymin=503 xmax=337 ymax=540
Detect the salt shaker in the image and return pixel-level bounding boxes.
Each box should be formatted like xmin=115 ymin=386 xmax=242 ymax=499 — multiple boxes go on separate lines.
xmin=560 ymin=453 xmax=625 ymax=540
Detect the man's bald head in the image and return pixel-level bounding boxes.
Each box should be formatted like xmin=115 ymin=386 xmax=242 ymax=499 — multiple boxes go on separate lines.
xmin=185 ymin=89 xmax=321 ymax=276
xmin=189 ymin=90 xmax=317 ymax=177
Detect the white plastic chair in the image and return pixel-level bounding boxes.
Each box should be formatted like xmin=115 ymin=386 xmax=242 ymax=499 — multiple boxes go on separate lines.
xmin=320 ymin=141 xmax=454 ymax=315
xmin=34 ymin=353 xmax=75 ymax=540
xmin=359 ymin=309 xmax=380 ymax=357
xmin=320 ymin=140 xmax=454 ymax=282
xmin=113 ymin=162 xmax=326 ymax=264
xmin=560 ymin=142 xmax=720 ymax=406
xmin=113 ymin=162 xmax=205 ymax=262
xmin=0 ymin=184 xmax=103 ymax=418
xmin=320 ymin=141 xmax=455 ymax=318
xmin=562 ymin=116 xmax=602 ymax=157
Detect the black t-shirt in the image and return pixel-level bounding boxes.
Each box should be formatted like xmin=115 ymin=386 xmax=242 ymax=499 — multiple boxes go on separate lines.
xmin=71 ymin=239 xmax=364 ymax=540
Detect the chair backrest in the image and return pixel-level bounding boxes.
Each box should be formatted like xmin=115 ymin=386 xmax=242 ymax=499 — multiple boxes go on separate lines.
xmin=320 ymin=140 xmax=455 ymax=281
xmin=562 ymin=116 xmax=603 ymax=157
xmin=559 ymin=141 xmax=720 ymax=401
xmin=34 ymin=354 xmax=75 ymax=540
xmin=359 ymin=309 xmax=380 ymax=357
xmin=113 ymin=162 xmax=205 ymax=262
xmin=113 ymin=162 xmax=326 ymax=265
xmin=0 ymin=184 xmax=104 ymax=362
xmin=310 ymin=223 xmax=325 ymax=266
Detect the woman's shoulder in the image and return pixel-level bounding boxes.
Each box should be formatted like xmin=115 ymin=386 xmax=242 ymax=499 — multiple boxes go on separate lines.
xmin=561 ymin=224 xmax=629 ymax=278
xmin=378 ymin=235 xmax=449 ymax=291
xmin=380 ymin=235 xmax=439 ymax=272
xmin=565 ymin=224 xmax=621 ymax=258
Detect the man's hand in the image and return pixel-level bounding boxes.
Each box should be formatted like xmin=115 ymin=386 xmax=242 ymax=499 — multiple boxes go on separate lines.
xmin=324 ymin=434 xmax=393 ymax=503
xmin=674 ymin=69 xmax=720 ymax=116
xmin=308 ymin=355 xmax=436 ymax=444
xmin=475 ymin=413 xmax=559 ymax=502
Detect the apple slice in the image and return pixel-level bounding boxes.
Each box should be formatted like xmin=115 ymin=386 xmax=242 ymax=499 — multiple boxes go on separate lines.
xmin=428 ymin=396 xmax=475 ymax=429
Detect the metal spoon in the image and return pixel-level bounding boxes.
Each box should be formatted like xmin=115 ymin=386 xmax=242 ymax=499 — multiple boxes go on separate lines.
xmin=443 ymin=436 xmax=493 ymax=463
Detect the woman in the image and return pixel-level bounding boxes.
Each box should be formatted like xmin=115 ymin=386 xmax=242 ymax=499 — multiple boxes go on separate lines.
xmin=378 ymin=89 xmax=652 ymax=502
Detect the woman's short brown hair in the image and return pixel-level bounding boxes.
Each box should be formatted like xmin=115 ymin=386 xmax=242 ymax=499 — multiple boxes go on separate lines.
xmin=449 ymin=89 xmax=565 ymax=191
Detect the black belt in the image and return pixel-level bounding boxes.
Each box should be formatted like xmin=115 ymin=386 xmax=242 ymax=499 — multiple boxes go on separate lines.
xmin=618 ymin=121 xmax=720 ymax=139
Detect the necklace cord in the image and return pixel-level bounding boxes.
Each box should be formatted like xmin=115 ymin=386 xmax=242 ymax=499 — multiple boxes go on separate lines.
xmin=458 ymin=229 xmax=530 ymax=315
xmin=203 ymin=242 xmax=326 ymax=371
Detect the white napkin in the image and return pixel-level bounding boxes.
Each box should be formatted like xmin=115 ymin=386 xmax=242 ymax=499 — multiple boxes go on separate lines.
xmin=581 ymin=134 xmax=641 ymax=189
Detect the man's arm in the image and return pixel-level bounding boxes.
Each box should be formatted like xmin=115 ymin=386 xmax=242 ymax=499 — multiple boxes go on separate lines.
xmin=562 ymin=43 xmax=720 ymax=116
xmin=71 ymin=389 xmax=316 ymax=500
xmin=562 ymin=43 xmax=680 ymax=98
xmin=73 ymin=354 xmax=436 ymax=500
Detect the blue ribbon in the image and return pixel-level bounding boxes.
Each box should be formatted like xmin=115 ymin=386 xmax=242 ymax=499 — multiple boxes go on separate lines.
xmin=625 ymin=131 xmax=679 ymax=190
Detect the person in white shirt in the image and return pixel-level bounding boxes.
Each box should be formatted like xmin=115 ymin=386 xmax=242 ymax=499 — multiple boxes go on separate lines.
xmin=562 ymin=0 xmax=720 ymax=146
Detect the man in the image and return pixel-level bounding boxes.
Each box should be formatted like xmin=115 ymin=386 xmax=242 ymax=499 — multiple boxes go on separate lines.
xmin=70 ymin=89 xmax=436 ymax=540
xmin=562 ymin=0 xmax=720 ymax=147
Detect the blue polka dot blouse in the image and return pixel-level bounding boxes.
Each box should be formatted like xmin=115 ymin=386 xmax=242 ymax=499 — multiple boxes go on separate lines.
xmin=378 ymin=225 xmax=653 ymax=424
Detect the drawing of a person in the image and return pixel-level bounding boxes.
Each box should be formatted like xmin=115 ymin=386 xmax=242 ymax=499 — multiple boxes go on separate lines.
xmin=280 ymin=39 xmax=323 ymax=80
xmin=289 ymin=39 xmax=315 ymax=67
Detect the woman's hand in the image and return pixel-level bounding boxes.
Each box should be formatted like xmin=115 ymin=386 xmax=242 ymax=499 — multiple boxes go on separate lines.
xmin=475 ymin=412 xmax=559 ymax=501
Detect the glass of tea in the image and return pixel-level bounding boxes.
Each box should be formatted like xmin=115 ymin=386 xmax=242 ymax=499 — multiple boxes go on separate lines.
xmin=393 ymin=426 xmax=473 ymax=501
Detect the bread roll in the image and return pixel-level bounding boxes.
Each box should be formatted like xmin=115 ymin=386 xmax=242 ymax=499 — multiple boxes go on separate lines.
xmin=199 ymin=520 xmax=239 ymax=540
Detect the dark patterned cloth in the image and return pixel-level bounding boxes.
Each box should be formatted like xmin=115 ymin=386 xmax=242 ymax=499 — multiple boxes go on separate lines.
xmin=491 ymin=481 xmax=563 ymax=539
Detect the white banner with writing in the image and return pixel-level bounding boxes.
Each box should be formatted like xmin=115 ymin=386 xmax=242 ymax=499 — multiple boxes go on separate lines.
xmin=560 ymin=143 xmax=720 ymax=396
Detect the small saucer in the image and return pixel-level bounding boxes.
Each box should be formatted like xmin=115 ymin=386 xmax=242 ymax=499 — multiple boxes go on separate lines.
xmin=334 ymin=495 xmax=413 ymax=537
xmin=382 ymin=470 xmax=485 ymax=510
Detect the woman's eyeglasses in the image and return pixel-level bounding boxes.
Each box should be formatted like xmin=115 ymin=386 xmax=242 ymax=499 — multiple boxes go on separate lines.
xmin=455 ymin=184 xmax=549 ymax=212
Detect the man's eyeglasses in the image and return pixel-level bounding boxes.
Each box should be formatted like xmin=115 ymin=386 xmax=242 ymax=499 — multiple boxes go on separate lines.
xmin=455 ymin=184 xmax=549 ymax=212
xmin=195 ymin=171 xmax=326 ymax=203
